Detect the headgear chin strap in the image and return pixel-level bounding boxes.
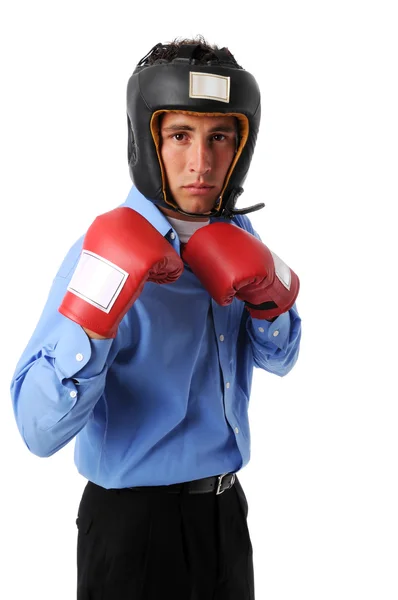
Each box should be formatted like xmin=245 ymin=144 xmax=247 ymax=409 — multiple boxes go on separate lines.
xmin=126 ymin=43 xmax=265 ymax=219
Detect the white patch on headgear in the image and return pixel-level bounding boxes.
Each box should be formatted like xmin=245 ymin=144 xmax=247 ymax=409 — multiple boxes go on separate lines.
xmin=189 ymin=72 xmax=230 ymax=103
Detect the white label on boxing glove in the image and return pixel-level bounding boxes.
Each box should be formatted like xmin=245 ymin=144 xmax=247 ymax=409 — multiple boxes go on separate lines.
xmin=271 ymin=251 xmax=291 ymax=290
xmin=189 ymin=72 xmax=230 ymax=103
xmin=67 ymin=250 xmax=128 ymax=313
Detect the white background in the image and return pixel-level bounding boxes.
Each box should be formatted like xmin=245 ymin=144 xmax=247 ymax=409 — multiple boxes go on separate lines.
xmin=1 ymin=1 xmax=397 ymax=598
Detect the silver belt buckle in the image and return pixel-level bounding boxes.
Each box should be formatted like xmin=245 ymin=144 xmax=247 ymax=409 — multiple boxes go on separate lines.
xmin=216 ymin=473 xmax=236 ymax=495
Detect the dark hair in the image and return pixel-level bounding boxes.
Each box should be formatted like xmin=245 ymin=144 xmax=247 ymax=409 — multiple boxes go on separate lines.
xmin=137 ymin=35 xmax=243 ymax=69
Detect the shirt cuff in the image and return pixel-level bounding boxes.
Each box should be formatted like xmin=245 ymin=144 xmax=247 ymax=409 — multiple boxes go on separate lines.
xmin=53 ymin=318 xmax=113 ymax=381
xmin=250 ymin=311 xmax=291 ymax=350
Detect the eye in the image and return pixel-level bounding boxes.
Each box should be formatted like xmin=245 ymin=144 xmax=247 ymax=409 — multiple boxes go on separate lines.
xmin=172 ymin=133 xmax=188 ymax=141
xmin=211 ymin=134 xmax=226 ymax=142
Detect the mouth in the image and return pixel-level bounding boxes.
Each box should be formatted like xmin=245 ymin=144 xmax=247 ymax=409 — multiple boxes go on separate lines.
xmin=183 ymin=184 xmax=215 ymax=196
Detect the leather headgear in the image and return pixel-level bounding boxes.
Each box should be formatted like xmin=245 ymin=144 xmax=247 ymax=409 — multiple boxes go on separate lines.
xmin=126 ymin=42 xmax=264 ymax=218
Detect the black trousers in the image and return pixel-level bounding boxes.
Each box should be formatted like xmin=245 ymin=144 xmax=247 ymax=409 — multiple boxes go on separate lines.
xmin=76 ymin=476 xmax=255 ymax=599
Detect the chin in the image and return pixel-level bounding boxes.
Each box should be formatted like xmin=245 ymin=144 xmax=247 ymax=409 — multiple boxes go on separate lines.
xmin=179 ymin=196 xmax=219 ymax=215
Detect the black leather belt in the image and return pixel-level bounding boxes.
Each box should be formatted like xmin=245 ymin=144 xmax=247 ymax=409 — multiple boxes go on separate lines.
xmin=128 ymin=472 xmax=236 ymax=495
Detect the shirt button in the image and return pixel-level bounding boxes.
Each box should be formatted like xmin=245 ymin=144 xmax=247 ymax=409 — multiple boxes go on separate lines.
xmin=226 ymin=382 xmax=230 ymax=389
xmin=235 ymin=427 xmax=239 ymax=434
xmin=258 ymin=327 xmax=265 ymax=333
xmin=219 ymin=334 xmax=225 ymax=342
xmin=76 ymin=353 xmax=84 ymax=361
xmin=70 ymin=390 xmax=77 ymax=398
xmin=273 ymin=330 xmax=280 ymax=337
xmin=170 ymin=232 xmax=176 ymax=240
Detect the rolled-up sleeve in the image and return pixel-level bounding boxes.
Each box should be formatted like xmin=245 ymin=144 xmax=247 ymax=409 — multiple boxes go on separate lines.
xmin=10 ymin=245 xmax=114 ymax=458
xmin=246 ymin=303 xmax=302 ymax=376
xmin=54 ymin=319 xmax=112 ymax=381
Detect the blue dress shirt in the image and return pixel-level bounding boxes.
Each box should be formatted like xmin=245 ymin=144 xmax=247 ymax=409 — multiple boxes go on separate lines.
xmin=10 ymin=186 xmax=301 ymax=488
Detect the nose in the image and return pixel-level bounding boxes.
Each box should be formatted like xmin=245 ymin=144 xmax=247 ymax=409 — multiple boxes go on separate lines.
xmin=188 ymin=139 xmax=211 ymax=175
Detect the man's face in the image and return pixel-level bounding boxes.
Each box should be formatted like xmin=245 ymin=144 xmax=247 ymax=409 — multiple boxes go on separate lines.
xmin=160 ymin=112 xmax=237 ymax=217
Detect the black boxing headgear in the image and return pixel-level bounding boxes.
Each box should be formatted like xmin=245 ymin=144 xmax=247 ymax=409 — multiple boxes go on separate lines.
xmin=126 ymin=42 xmax=265 ymax=219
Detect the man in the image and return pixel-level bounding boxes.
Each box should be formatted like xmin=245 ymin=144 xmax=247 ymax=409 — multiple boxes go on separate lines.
xmin=10 ymin=38 xmax=302 ymax=599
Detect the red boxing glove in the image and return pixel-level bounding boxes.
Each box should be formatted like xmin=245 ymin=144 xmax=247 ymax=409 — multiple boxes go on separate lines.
xmin=59 ymin=207 xmax=184 ymax=337
xmin=181 ymin=222 xmax=299 ymax=320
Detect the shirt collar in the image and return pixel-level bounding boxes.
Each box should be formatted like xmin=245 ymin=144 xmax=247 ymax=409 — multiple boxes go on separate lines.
xmin=120 ymin=186 xmax=173 ymax=238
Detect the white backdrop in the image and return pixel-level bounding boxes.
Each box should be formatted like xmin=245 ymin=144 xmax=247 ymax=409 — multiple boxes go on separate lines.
xmin=1 ymin=1 xmax=397 ymax=598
